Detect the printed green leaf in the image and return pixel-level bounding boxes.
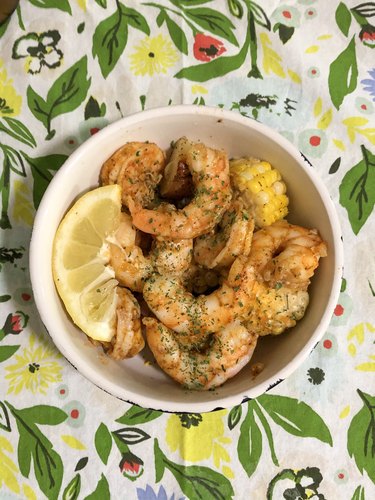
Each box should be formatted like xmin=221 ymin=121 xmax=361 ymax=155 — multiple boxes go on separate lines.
xmin=175 ymin=27 xmax=249 ymax=81
xmin=27 ymin=57 xmax=91 ymax=139
xmin=6 ymin=401 xmax=64 ymax=500
xmin=29 ymin=0 xmax=71 ymax=14
xmin=1 ymin=145 xmax=26 ymax=177
xmin=0 ymin=401 xmax=11 ymax=432
xmin=257 ymin=394 xmax=333 ymax=445
xmin=16 ymin=405 xmax=68 ymax=426
xmin=121 ymin=5 xmax=150 ymax=35
xmin=351 ymin=3 xmax=375 ymax=18
xmin=253 ymin=403 xmax=279 ymax=466
xmin=46 ymin=56 xmax=91 ymax=119
xmin=22 ymin=153 xmax=68 ymax=209
xmin=335 ymin=2 xmax=352 ymax=37
xmin=351 ymin=485 xmax=365 ymax=500
xmin=237 ymin=401 xmax=262 ymax=477
xmin=165 ymin=14 xmax=188 ymax=55
xmin=249 ymin=2 xmax=271 ymax=30
xmin=0 ymin=155 xmax=11 ymax=229
xmin=95 ymin=423 xmax=112 ymax=465
xmin=348 ymin=390 xmax=375 ymax=483
xmin=185 ymin=8 xmax=238 ymax=46
xmin=94 ymin=0 xmax=107 ymax=7
xmin=16 ymin=4 xmax=25 ymax=30
xmin=116 ymin=405 xmax=162 ymax=425
xmin=0 ymin=118 xmax=36 ymax=148
xmin=17 ymin=425 xmax=33 ymax=477
xmin=111 ymin=435 xmax=130 ymax=458
xmin=274 ymin=23 xmax=295 ymax=44
xmin=156 ymin=9 xmax=166 ymax=27
xmin=113 ymin=427 xmax=151 ymax=444
xmin=172 ymin=0 xmax=213 ymax=5
xmin=84 ymin=96 xmax=102 ymax=119
xmin=328 ymin=36 xmax=358 ymax=110
xmin=75 ymin=457 xmax=88 ymax=471
xmin=26 ymin=87 xmax=49 ymax=130
xmin=0 ymin=294 xmax=11 ymax=302
xmin=0 ymin=345 xmax=20 ymax=362
xmin=63 ymin=473 xmax=81 ymax=500
xmin=228 ymin=404 xmax=242 ymax=430
xmin=339 ymin=145 xmax=375 ymax=235
xmin=92 ymin=6 xmax=128 ymax=78
xmin=154 ymin=439 xmax=234 ymax=499
xmin=227 ymin=0 xmax=244 ymax=19
xmin=0 ymin=16 xmax=11 ymax=39
xmin=84 ymin=474 xmax=110 ymax=500
xmin=329 ymin=157 xmax=341 ymax=174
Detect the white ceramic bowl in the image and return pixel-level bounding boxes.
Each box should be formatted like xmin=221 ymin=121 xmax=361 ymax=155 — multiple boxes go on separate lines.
xmin=30 ymin=105 xmax=343 ymax=413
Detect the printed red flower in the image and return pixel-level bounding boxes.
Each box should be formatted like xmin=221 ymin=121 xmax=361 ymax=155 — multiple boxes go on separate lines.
xmin=359 ymin=25 xmax=375 ymax=48
xmin=119 ymin=451 xmax=144 ymax=481
xmin=11 ymin=315 xmax=21 ymax=332
xmin=1 ymin=311 xmax=28 ymax=336
xmin=193 ymin=33 xmax=226 ymax=62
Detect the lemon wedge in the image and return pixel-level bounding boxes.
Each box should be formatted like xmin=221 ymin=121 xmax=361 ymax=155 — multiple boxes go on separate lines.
xmin=52 ymin=185 xmax=122 ymax=342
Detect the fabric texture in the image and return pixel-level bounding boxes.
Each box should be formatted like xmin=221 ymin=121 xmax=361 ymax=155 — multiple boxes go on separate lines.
xmin=0 ymin=0 xmax=375 ymax=498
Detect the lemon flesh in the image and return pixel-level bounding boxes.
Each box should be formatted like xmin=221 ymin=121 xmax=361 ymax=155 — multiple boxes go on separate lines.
xmin=52 ymin=185 xmax=122 ymax=342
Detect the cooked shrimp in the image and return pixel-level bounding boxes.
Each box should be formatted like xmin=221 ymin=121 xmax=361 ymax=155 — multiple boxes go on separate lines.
xmin=129 ymin=137 xmax=232 ymax=239
xmin=194 ymin=198 xmax=254 ymax=269
xmin=159 ymin=140 xmax=193 ymax=199
xmin=245 ymin=285 xmax=310 ymax=336
xmin=242 ymin=219 xmax=326 ymax=335
xmin=143 ymin=317 xmax=258 ymax=390
xmin=109 ymin=243 xmax=152 ymax=292
xmin=143 ymin=258 xmax=256 ymax=347
xmin=113 ymin=212 xmax=137 ymax=247
xmin=109 ymin=215 xmax=193 ymax=290
xmin=149 ymin=237 xmax=193 ymax=277
xmin=105 ymin=287 xmax=144 ymax=360
xmin=248 ymin=219 xmax=327 ymax=291
xmin=108 ymin=213 xmax=152 ymax=292
xmin=180 ymin=262 xmax=222 ymax=295
xmin=100 ymin=142 xmax=165 ymax=208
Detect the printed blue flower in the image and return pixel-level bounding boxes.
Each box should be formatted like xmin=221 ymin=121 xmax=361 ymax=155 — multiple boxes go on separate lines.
xmin=361 ymin=69 xmax=375 ymax=101
xmin=137 ymin=485 xmax=184 ymax=500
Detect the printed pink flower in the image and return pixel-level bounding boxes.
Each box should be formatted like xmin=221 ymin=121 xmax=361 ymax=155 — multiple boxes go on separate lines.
xmin=193 ymin=34 xmax=226 ymax=62
xmin=359 ymin=25 xmax=375 ymax=48
xmin=119 ymin=452 xmax=144 ymax=481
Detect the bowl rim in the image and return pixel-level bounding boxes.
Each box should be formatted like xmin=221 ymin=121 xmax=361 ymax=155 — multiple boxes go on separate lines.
xmin=29 ymin=104 xmax=344 ymax=412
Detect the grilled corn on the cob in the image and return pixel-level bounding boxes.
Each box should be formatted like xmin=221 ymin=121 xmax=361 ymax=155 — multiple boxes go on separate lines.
xmin=230 ymin=157 xmax=289 ymax=228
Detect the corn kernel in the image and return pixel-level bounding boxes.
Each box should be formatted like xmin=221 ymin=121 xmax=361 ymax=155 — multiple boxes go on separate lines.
xmin=230 ymin=157 xmax=289 ymax=228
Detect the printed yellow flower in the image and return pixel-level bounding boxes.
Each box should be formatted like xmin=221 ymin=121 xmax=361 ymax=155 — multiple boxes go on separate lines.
xmin=166 ymin=410 xmax=232 ymax=468
xmin=5 ymin=333 xmax=62 ymax=395
xmin=129 ymin=35 xmax=179 ymax=76
xmin=192 ymin=84 xmax=208 ymax=94
xmin=22 ymin=483 xmax=37 ymax=500
xmin=0 ymin=58 xmax=22 ymax=116
xmin=0 ymin=436 xmax=20 ymax=495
